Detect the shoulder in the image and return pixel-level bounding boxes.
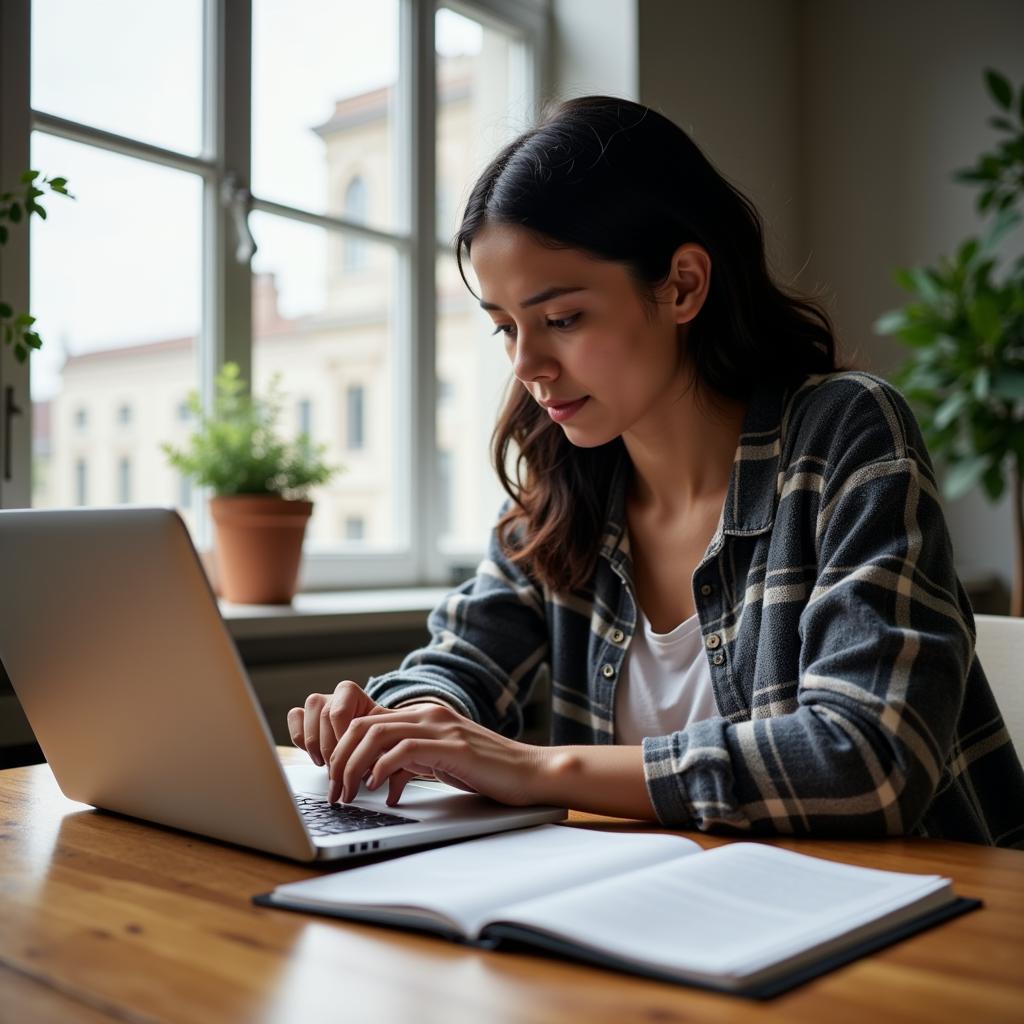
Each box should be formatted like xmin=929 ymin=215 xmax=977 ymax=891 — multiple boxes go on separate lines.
xmin=780 ymin=370 xmax=930 ymax=473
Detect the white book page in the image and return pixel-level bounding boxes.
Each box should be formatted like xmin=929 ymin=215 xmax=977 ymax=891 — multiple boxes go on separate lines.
xmin=496 ymin=842 xmax=951 ymax=979
xmin=270 ymin=825 xmax=699 ymax=936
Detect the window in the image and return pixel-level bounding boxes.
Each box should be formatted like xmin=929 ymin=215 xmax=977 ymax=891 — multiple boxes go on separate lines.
xmin=297 ymin=398 xmax=313 ymax=438
xmin=346 ymin=384 xmax=365 ymax=451
xmin=74 ymin=458 xmax=87 ymax=505
xmin=344 ymin=515 xmax=365 ymax=541
xmin=117 ymin=456 xmax=132 ymax=503
xmin=178 ymin=472 xmax=192 ymax=511
xmin=6 ymin=0 xmax=545 ymax=587
xmin=342 ymin=177 xmax=369 ymax=271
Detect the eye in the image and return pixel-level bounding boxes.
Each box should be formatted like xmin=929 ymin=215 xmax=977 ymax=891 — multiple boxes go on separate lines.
xmin=546 ymin=313 xmax=581 ymax=330
xmin=490 ymin=323 xmax=516 ymax=338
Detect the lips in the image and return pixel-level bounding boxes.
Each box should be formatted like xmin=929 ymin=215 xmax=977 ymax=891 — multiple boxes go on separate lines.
xmin=542 ymin=397 xmax=589 ymax=423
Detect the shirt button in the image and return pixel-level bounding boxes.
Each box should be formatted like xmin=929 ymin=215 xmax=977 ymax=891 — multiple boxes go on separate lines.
xmin=601 ymin=663 xmax=615 ymax=679
xmin=699 ymin=584 xmax=713 ymax=597
xmin=611 ymin=629 xmax=625 ymax=644
xmin=705 ymin=633 xmax=721 ymax=650
xmin=712 ymin=652 xmax=725 ymax=666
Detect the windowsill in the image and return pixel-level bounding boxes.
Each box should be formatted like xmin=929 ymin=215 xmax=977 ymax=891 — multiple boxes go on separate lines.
xmin=220 ymin=587 xmax=449 ymax=641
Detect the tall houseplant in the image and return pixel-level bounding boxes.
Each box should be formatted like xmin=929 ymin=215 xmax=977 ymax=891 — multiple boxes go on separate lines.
xmin=875 ymin=69 xmax=1024 ymax=615
xmin=163 ymin=362 xmax=340 ymax=604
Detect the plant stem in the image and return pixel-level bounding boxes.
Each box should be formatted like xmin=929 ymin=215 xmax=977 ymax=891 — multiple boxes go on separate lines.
xmin=1013 ymin=458 xmax=1024 ymax=618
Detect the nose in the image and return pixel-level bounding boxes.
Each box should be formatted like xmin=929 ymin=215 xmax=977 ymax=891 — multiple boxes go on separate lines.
xmin=510 ymin=328 xmax=558 ymax=385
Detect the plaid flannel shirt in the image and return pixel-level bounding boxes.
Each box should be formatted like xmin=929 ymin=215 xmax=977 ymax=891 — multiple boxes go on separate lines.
xmin=367 ymin=372 xmax=1024 ymax=847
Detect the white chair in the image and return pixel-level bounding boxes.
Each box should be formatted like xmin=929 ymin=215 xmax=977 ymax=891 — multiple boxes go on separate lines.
xmin=974 ymin=613 xmax=1024 ymax=759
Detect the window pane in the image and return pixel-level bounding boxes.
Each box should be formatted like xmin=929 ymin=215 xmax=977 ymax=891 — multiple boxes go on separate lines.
xmin=31 ymin=0 xmax=203 ymax=156
xmin=29 ymin=134 xmax=202 ymax=529
xmin=250 ymin=212 xmax=401 ymax=551
xmin=436 ymin=8 xmax=530 ymax=551
xmin=252 ymin=0 xmax=400 ymax=231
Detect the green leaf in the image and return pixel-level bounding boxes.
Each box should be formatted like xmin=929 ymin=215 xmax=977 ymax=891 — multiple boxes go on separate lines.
xmin=982 ymin=461 xmax=1005 ymax=501
xmin=14 ymin=313 xmax=35 ymax=327
xmin=19 ymin=170 xmax=40 ymax=184
xmin=944 ymin=455 xmax=987 ymax=499
xmin=48 ymin=177 xmax=67 ymax=190
xmin=873 ymin=310 xmax=907 ymax=335
xmin=974 ymin=366 xmax=991 ymax=401
xmin=8 ymin=203 xmax=21 ymax=224
xmin=991 ymin=370 xmax=1024 ymax=401
xmin=988 ymin=115 xmax=1016 ymax=132
xmin=13 ymin=343 xmax=26 ymax=363
xmin=980 ymin=208 xmax=1021 ymax=252
xmin=0 ymin=225 xmax=6 ymax=244
xmin=933 ymin=390 xmax=970 ymax=429
xmin=0 ymin=302 xmax=10 ymax=318
xmin=957 ymin=238 xmax=980 ymax=266
xmin=909 ymin=267 xmax=945 ymax=304
xmin=985 ymin=69 xmax=1013 ymax=110
xmin=967 ymin=292 xmax=1003 ymax=345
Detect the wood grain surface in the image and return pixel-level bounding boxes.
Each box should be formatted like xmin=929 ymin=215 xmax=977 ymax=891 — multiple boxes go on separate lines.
xmin=1 ymin=748 xmax=1021 ymax=1024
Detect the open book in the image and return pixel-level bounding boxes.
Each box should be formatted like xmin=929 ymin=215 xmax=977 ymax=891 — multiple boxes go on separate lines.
xmin=254 ymin=824 xmax=978 ymax=998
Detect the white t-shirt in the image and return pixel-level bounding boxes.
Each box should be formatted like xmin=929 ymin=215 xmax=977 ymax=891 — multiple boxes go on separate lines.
xmin=614 ymin=606 xmax=718 ymax=744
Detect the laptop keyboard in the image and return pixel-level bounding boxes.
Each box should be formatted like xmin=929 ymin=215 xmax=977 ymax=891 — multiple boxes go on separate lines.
xmin=295 ymin=794 xmax=418 ymax=837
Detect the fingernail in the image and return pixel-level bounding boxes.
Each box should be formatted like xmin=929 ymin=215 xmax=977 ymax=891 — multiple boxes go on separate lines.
xmin=327 ymin=779 xmax=339 ymax=804
xmin=341 ymin=785 xmax=350 ymax=804
xmin=313 ymin=755 xmax=323 ymax=767
xmin=367 ymin=774 xmax=376 ymax=790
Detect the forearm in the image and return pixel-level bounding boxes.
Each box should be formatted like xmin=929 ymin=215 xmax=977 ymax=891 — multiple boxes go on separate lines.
xmin=530 ymin=745 xmax=658 ymax=821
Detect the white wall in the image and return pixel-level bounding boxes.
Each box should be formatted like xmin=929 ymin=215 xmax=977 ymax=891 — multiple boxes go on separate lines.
xmin=636 ymin=0 xmax=803 ymax=283
xmin=552 ymin=0 xmax=638 ymax=102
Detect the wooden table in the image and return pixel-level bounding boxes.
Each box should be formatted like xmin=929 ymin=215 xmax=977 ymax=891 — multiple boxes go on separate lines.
xmin=1 ymin=749 xmax=1022 ymax=1023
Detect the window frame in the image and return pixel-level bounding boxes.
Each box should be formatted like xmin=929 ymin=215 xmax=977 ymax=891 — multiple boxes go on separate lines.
xmin=0 ymin=0 xmax=550 ymax=589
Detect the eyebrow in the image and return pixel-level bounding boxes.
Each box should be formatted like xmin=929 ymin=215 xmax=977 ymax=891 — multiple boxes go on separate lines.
xmin=479 ymin=286 xmax=586 ymax=312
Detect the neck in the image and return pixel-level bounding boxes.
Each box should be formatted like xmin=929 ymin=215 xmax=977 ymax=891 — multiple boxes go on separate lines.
xmin=623 ymin=382 xmax=747 ymax=515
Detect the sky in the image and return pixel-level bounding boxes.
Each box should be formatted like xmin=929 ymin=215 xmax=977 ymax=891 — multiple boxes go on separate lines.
xmin=28 ymin=0 xmax=483 ymax=400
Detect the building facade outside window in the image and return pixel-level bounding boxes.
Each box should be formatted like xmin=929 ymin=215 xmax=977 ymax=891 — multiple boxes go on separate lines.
xmin=117 ymin=456 xmax=132 ymax=504
xmin=346 ymin=384 xmax=365 ymax=451
xmin=74 ymin=458 xmax=87 ymax=506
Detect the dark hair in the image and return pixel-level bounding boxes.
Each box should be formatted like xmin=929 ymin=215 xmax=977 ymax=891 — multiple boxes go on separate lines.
xmin=455 ymin=96 xmax=838 ymax=593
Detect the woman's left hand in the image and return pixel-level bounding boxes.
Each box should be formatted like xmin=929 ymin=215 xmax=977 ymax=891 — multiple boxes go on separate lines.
xmin=327 ymin=702 xmax=543 ymax=808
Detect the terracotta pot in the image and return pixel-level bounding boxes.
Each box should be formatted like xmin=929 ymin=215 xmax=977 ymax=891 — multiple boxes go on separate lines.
xmin=210 ymin=495 xmax=313 ymax=604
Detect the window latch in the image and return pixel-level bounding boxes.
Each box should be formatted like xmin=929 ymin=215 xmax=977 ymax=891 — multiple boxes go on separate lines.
xmin=221 ymin=173 xmax=257 ymax=264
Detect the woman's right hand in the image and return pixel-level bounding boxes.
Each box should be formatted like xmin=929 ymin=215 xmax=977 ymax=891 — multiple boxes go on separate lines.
xmin=287 ymin=680 xmax=385 ymax=767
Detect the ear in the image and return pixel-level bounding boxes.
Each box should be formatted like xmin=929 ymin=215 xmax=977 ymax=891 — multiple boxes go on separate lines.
xmin=663 ymin=244 xmax=711 ymax=325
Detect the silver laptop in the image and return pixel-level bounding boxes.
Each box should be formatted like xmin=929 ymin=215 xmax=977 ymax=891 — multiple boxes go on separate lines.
xmin=0 ymin=507 xmax=566 ymax=861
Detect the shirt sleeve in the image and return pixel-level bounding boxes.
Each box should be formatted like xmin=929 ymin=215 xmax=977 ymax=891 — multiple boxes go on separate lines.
xmin=364 ymin=518 xmax=550 ymax=739
xmin=642 ymin=396 xmax=975 ymax=836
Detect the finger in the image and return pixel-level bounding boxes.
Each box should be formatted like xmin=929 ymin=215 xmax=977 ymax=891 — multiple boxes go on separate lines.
xmin=368 ymin=737 xmax=453 ymax=806
xmin=386 ymin=769 xmax=415 ymax=807
xmin=325 ymin=706 xmax=431 ymax=800
xmin=301 ymin=694 xmax=327 ymax=763
xmin=340 ymin=722 xmax=435 ymax=803
xmin=286 ymin=708 xmax=305 ymax=749
xmin=324 ymin=681 xmax=371 ymax=766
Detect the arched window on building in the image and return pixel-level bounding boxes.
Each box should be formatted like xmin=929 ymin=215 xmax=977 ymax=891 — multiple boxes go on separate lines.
xmin=343 ymin=176 xmax=369 ymax=272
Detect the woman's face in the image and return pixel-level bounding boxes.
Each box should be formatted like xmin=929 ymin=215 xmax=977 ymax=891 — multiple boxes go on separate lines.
xmin=469 ymin=223 xmax=709 ymax=448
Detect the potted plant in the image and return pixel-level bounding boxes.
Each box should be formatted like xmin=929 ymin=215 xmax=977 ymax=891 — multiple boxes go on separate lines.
xmin=875 ymin=68 xmax=1024 ymax=615
xmin=163 ymin=362 xmax=340 ymax=604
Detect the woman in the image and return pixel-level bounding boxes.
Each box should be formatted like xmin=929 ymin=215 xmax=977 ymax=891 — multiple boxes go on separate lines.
xmin=288 ymin=96 xmax=1024 ymax=847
